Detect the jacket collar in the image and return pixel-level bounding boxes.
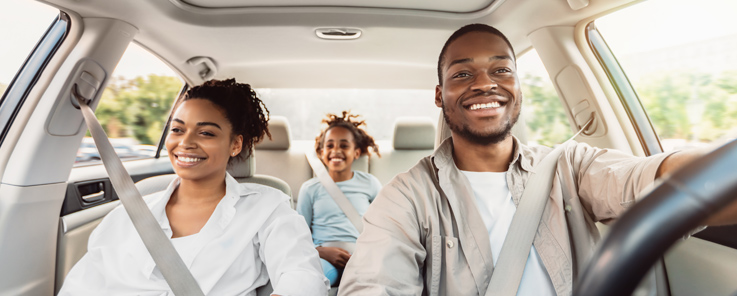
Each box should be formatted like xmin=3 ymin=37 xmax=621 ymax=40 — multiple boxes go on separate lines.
xmin=432 ymin=135 xmax=534 ymax=173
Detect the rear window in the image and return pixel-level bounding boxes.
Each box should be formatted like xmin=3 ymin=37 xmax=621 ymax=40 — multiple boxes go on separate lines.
xmin=255 ymin=89 xmax=439 ymax=141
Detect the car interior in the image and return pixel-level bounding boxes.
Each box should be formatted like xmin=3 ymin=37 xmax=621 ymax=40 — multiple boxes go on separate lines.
xmin=1 ymin=0 xmax=736 ymax=295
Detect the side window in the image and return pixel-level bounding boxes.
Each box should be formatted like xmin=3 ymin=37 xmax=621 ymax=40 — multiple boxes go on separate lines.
xmin=518 ymin=49 xmax=572 ymax=146
xmin=75 ymin=44 xmax=183 ymax=165
xmin=594 ymin=0 xmax=737 ymax=152
xmin=0 ymin=2 xmax=61 ymax=145
xmin=0 ymin=1 xmax=58 ymax=97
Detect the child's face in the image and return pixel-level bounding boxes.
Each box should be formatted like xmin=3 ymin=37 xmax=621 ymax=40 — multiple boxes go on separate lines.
xmin=321 ymin=126 xmax=361 ymax=175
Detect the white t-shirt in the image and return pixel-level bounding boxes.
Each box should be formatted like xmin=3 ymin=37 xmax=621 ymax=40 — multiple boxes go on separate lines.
xmin=59 ymin=173 xmax=328 ymax=296
xmin=461 ymin=170 xmax=555 ymax=296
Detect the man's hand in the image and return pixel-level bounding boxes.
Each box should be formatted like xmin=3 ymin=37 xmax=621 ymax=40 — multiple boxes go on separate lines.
xmin=657 ymin=146 xmax=737 ymax=226
xmin=316 ymin=246 xmax=351 ymax=268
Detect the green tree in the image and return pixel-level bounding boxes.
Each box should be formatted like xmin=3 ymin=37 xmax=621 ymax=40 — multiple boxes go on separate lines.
xmin=635 ymin=72 xmax=737 ymax=142
xmin=634 ymin=71 xmax=736 ymax=143
xmin=95 ymin=74 xmax=182 ymax=144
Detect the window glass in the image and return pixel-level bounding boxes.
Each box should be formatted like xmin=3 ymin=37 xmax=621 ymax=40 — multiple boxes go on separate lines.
xmin=518 ymin=49 xmax=572 ymax=146
xmin=75 ymin=43 xmax=183 ymax=165
xmin=255 ymin=89 xmax=438 ymax=142
xmin=0 ymin=0 xmax=58 ymax=97
xmin=596 ymin=0 xmax=737 ymax=151
xmin=257 ymin=50 xmax=571 ymax=147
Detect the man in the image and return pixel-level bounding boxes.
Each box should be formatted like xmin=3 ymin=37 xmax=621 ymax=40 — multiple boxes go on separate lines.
xmin=338 ymin=24 xmax=737 ymax=296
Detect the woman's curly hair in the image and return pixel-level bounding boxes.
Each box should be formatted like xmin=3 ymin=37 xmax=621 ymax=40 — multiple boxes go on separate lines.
xmin=173 ymin=78 xmax=270 ymax=164
xmin=315 ymin=110 xmax=380 ymax=158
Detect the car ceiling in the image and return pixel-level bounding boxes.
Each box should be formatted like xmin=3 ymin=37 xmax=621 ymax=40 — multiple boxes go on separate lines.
xmin=39 ymin=0 xmax=633 ymax=89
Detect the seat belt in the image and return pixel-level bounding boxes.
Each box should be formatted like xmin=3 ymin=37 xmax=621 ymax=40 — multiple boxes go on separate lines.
xmin=305 ymin=152 xmax=363 ymax=233
xmin=73 ymin=85 xmax=205 ymax=296
xmin=485 ymin=116 xmax=594 ymax=296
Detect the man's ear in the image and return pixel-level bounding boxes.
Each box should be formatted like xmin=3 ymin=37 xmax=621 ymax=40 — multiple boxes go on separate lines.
xmin=435 ymin=85 xmax=443 ymax=108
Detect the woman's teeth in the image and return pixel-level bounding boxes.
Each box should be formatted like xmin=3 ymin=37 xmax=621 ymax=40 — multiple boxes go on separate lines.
xmin=469 ymin=102 xmax=501 ymax=110
xmin=179 ymin=156 xmax=204 ymax=163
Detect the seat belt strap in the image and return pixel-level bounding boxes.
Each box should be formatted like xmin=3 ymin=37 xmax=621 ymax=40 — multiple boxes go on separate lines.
xmin=74 ymin=86 xmax=205 ymax=296
xmin=305 ymin=152 xmax=364 ymax=233
xmin=485 ymin=117 xmax=594 ymax=296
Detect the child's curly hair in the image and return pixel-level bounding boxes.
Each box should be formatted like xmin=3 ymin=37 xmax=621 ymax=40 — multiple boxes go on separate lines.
xmin=315 ymin=111 xmax=380 ymax=158
xmin=173 ymin=78 xmax=270 ymax=164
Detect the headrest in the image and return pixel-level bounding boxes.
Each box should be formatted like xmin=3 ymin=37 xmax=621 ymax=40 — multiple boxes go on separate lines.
xmin=393 ymin=117 xmax=436 ymax=150
xmin=435 ymin=114 xmax=451 ymax=149
xmin=256 ymin=116 xmax=291 ymax=150
xmin=227 ymin=148 xmax=255 ymax=178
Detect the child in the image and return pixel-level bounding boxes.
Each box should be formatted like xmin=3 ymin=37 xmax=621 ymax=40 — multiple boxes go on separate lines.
xmin=296 ymin=111 xmax=382 ymax=287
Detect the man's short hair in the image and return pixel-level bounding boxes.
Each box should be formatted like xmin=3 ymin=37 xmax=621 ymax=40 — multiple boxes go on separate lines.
xmin=437 ymin=23 xmax=515 ymax=85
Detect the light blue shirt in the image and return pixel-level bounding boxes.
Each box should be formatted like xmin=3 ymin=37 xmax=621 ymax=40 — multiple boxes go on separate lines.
xmin=297 ymin=170 xmax=382 ymax=246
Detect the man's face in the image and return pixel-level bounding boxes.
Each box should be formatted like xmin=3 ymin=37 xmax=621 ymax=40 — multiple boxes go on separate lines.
xmin=435 ymin=31 xmax=522 ymax=145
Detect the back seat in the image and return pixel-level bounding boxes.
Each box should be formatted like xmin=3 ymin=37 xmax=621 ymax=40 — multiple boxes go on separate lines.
xmin=255 ymin=116 xmax=436 ymax=204
xmin=255 ymin=116 xmax=314 ymax=200
xmin=370 ymin=117 xmax=435 ymax=185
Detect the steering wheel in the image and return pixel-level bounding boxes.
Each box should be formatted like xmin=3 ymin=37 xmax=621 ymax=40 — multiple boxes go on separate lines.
xmin=573 ymin=139 xmax=737 ymax=296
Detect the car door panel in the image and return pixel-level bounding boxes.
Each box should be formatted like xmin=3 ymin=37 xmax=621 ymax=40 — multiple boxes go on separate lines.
xmin=0 ymin=183 xmax=66 ymax=296
xmin=665 ymin=237 xmax=737 ymax=296
xmin=56 ymin=201 xmax=116 ymax=293
xmin=55 ymin=157 xmax=173 ymax=292
xmin=63 ymin=157 xmax=173 ymax=215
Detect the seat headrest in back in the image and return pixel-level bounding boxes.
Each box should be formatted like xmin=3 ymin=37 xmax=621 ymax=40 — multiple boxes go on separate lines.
xmin=227 ymin=148 xmax=255 ymax=178
xmin=393 ymin=117 xmax=436 ymax=150
xmin=255 ymin=116 xmax=291 ymax=150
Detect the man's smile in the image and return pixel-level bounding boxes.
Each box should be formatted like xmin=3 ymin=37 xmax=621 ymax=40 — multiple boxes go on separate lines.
xmin=468 ymin=101 xmax=501 ymax=110
xmin=460 ymin=93 xmax=510 ymax=117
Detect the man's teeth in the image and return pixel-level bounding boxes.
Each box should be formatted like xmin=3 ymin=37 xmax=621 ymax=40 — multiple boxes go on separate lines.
xmin=179 ymin=156 xmax=204 ymax=163
xmin=469 ymin=102 xmax=501 ymax=110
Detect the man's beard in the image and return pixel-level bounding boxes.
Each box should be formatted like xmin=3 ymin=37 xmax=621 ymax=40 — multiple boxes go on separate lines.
xmin=441 ymin=101 xmax=520 ymax=146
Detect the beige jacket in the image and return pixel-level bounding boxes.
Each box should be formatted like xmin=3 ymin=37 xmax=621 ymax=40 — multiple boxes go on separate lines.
xmin=339 ymin=137 xmax=673 ymax=296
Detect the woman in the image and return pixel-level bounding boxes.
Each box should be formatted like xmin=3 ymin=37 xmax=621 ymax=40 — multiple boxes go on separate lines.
xmin=296 ymin=111 xmax=382 ymax=287
xmin=60 ymin=79 xmax=328 ymax=295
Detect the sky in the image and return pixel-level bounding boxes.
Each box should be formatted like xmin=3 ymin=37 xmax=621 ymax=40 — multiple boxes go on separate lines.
xmin=0 ymin=0 xmax=176 ymax=85
xmin=2 ymin=0 xmax=737 ymax=86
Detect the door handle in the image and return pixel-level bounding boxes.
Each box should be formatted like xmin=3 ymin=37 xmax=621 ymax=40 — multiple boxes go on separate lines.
xmin=76 ymin=181 xmax=108 ymax=204
xmin=82 ymin=190 xmax=105 ymax=203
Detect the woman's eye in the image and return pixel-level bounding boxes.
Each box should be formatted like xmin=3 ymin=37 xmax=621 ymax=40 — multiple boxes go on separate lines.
xmin=170 ymin=127 xmax=183 ymax=133
xmin=326 ymin=144 xmax=334 ymax=149
xmin=340 ymin=144 xmax=349 ymax=149
xmin=200 ymin=131 xmax=215 ymax=137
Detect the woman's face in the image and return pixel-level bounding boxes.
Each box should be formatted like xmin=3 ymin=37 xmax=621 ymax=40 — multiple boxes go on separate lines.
xmin=320 ymin=126 xmax=361 ymax=175
xmin=166 ymin=99 xmax=242 ymax=182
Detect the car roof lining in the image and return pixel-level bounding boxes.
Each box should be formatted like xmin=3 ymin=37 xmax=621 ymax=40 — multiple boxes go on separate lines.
xmin=176 ymin=0 xmax=499 ymax=14
xmin=38 ymin=0 xmax=635 ymax=89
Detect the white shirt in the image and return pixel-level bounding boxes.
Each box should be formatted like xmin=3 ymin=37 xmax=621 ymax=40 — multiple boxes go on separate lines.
xmin=59 ymin=173 xmax=329 ymax=296
xmin=461 ymin=170 xmax=555 ymax=296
